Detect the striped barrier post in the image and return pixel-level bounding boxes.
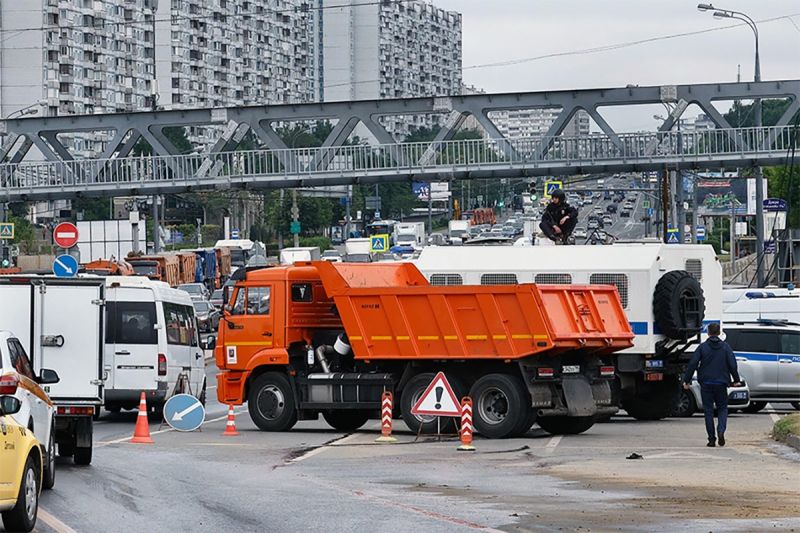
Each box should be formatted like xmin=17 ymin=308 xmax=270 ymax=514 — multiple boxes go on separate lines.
xmin=375 ymin=391 xmax=397 ymax=443
xmin=458 ymin=396 xmax=476 ymax=451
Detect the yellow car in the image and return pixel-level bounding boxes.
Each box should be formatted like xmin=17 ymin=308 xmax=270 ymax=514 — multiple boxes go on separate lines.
xmin=0 ymin=395 xmax=42 ymax=532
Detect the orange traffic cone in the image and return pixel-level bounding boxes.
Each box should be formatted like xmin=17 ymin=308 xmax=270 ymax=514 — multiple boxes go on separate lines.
xmin=130 ymin=392 xmax=154 ymax=444
xmin=222 ymin=404 xmax=239 ymax=436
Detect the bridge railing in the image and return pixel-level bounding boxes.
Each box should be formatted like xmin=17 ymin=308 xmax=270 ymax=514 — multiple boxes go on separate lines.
xmin=0 ymin=125 xmax=796 ymax=193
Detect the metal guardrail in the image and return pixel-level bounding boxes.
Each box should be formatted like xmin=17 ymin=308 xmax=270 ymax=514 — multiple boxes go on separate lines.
xmin=0 ymin=125 xmax=796 ymax=201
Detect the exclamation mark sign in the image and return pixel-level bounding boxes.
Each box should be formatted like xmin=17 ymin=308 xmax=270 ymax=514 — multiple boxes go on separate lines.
xmin=434 ymin=386 xmax=443 ymax=410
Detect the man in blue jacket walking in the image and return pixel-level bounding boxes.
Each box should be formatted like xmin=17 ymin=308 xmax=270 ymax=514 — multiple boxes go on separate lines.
xmin=683 ymin=322 xmax=742 ymax=447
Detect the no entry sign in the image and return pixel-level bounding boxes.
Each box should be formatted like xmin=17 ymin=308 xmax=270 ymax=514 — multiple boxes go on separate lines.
xmin=53 ymin=222 xmax=79 ymax=249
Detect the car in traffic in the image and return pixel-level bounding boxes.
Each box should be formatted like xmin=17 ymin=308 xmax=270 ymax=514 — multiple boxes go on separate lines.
xmin=0 ymin=395 xmax=43 ymax=532
xmin=602 ymin=215 xmax=613 ymax=226
xmin=177 ymin=283 xmax=210 ymax=301
xmin=606 ymin=204 xmax=617 ymax=213
xmin=588 ymin=219 xmax=599 ymax=230
xmin=672 ymin=373 xmax=750 ymax=417
xmin=723 ymin=320 xmax=800 ymax=412
xmin=620 ymin=209 xmax=631 ymax=218
xmin=574 ymin=227 xmax=588 ymax=239
xmin=321 ymin=250 xmax=343 ymax=262
xmin=193 ymin=300 xmax=221 ymax=333
xmin=0 ymin=331 xmax=57 ymax=491
xmin=210 ymin=288 xmax=225 ymax=309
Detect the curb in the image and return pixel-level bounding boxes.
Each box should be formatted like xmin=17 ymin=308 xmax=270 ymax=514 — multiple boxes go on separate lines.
xmin=785 ymin=434 xmax=800 ymax=453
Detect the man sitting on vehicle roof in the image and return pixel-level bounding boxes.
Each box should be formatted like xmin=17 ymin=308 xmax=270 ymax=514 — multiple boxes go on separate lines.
xmin=539 ymin=189 xmax=578 ymax=245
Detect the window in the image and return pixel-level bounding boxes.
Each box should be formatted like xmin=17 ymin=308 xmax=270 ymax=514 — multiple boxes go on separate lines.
xmin=429 ymin=274 xmax=462 ymax=286
xmin=535 ymin=273 xmax=572 ymax=285
xmin=589 ymin=273 xmax=629 ymax=308
xmin=292 ymin=283 xmax=313 ymax=302
xmin=7 ymin=339 xmax=34 ymax=379
xmin=164 ymin=303 xmax=197 ymax=346
xmin=780 ymin=333 xmax=800 ymax=355
xmin=481 ymin=273 xmax=518 ymax=285
xmin=106 ymin=302 xmax=158 ymax=345
xmin=725 ymin=330 xmax=780 ymax=353
xmin=231 ymin=287 xmax=271 ymax=315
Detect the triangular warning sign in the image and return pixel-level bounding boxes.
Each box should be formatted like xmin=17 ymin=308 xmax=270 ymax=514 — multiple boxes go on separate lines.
xmin=668 ymin=232 xmax=680 ymax=244
xmin=410 ymin=372 xmax=461 ymax=417
xmin=0 ymin=224 xmax=13 ymax=238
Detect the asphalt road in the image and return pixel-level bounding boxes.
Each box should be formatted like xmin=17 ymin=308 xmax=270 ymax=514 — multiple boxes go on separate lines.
xmin=20 ymin=360 xmax=799 ymax=533
xmin=572 ymin=176 xmax=649 ymax=243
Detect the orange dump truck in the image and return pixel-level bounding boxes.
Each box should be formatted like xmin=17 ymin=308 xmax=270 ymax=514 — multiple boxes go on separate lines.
xmin=216 ymin=261 xmax=634 ymax=438
xmin=176 ymin=252 xmax=197 ymax=284
xmin=128 ymin=255 xmax=180 ymax=287
xmin=83 ymin=258 xmax=135 ymax=276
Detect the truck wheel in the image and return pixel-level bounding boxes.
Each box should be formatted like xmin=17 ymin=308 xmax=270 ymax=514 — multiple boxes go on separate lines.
xmin=671 ymin=389 xmax=696 ymax=418
xmin=653 ymin=270 xmax=705 ymax=339
xmin=743 ymin=401 xmax=766 ymax=413
xmin=537 ymin=416 xmax=595 ymax=435
xmin=510 ymin=408 xmax=537 ymax=437
xmin=248 ymin=372 xmax=298 ymax=431
xmin=322 ymin=410 xmax=370 ymax=432
xmin=42 ymin=421 xmax=56 ymax=490
xmin=622 ymin=379 xmax=680 ymax=421
xmin=470 ymin=373 xmax=528 ymax=439
xmin=58 ymin=442 xmax=74 ymax=458
xmin=74 ymin=446 xmax=92 ymax=466
xmin=400 ymin=373 xmax=462 ymax=434
xmin=1 ymin=454 xmax=39 ymax=532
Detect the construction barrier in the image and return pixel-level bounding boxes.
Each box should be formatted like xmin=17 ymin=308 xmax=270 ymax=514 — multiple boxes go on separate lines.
xmin=222 ymin=404 xmax=239 ymax=436
xmin=458 ymin=396 xmax=475 ymax=451
xmin=131 ymin=391 xmax=154 ymax=444
xmin=375 ymin=391 xmax=397 ymax=443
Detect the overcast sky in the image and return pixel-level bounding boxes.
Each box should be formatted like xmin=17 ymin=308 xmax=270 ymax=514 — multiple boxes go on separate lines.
xmin=434 ymin=0 xmax=800 ymax=130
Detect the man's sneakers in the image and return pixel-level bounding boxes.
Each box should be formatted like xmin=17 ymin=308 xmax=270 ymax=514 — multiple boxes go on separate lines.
xmin=718 ymin=433 xmax=726 ymax=447
xmin=707 ymin=438 xmax=716 ymax=447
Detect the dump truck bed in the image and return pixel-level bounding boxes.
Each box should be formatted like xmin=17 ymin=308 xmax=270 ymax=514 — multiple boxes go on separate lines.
xmin=312 ymin=261 xmax=633 ymax=361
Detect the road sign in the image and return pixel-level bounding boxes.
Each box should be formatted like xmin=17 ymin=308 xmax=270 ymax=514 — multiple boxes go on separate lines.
xmin=52 ymin=254 xmax=78 ymax=277
xmin=763 ymin=198 xmax=787 ymax=212
xmin=230 ymin=229 xmax=240 ymax=239
xmin=163 ymin=393 xmax=205 ymax=432
xmin=410 ymin=371 xmax=461 ymax=417
xmin=642 ymin=199 xmax=651 ymax=209
xmin=370 ymin=234 xmax=389 ymax=253
xmin=53 ymin=222 xmax=79 ymax=248
xmin=765 ymin=240 xmax=777 ymax=254
xmin=290 ymin=221 xmax=301 ymax=235
xmin=696 ymin=226 xmax=706 ymax=241
xmin=544 ymin=180 xmax=562 ymax=198
xmin=0 ymin=223 xmax=14 ymax=240
xmin=646 ymin=207 xmax=654 ymax=217
xmin=666 ymin=228 xmax=680 ymax=244
xmin=365 ymin=196 xmax=381 ymax=210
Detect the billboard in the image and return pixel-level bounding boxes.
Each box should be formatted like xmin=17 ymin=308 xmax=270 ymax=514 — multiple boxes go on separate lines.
xmin=77 ymin=219 xmax=147 ymax=261
xmin=412 ymin=182 xmax=451 ymax=201
xmin=695 ymin=172 xmax=766 ymax=216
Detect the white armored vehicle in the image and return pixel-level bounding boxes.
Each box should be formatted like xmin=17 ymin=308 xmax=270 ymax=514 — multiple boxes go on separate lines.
xmin=415 ymin=243 xmax=722 ymax=420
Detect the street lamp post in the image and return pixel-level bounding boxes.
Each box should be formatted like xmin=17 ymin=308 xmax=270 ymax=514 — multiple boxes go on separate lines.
xmin=697 ymin=3 xmax=766 ymax=286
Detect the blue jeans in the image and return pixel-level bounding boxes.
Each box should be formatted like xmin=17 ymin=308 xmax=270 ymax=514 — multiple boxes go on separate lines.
xmin=700 ymin=383 xmax=728 ymax=440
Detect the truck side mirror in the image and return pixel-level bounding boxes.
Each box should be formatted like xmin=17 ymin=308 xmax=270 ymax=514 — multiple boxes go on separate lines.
xmin=0 ymin=395 xmax=22 ymax=415
xmin=201 ymin=335 xmax=216 ymax=351
xmin=37 ymin=368 xmax=60 ymax=385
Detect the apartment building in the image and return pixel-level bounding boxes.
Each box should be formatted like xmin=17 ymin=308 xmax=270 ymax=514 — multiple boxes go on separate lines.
xmin=320 ymin=0 xmax=462 ymax=138
xmin=492 ymin=108 xmax=591 ymax=142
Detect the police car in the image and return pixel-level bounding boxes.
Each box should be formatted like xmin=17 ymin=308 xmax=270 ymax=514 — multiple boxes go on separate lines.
xmin=722 ymin=320 xmax=800 ymax=412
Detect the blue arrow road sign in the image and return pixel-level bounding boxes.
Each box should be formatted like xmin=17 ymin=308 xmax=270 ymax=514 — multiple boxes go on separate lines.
xmin=163 ymin=393 xmax=205 ymax=432
xmin=52 ymin=254 xmax=78 ymax=277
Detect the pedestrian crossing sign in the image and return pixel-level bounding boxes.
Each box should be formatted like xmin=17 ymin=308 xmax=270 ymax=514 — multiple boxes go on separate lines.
xmin=0 ymin=223 xmax=14 ymax=240
xmin=544 ymin=181 xmax=562 ymax=198
xmin=370 ymin=234 xmax=389 ymax=253
xmin=667 ymin=228 xmax=680 ymax=244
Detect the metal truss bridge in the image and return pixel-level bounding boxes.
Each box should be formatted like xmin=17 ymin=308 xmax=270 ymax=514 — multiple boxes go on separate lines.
xmin=1 ymin=79 xmax=798 ymax=202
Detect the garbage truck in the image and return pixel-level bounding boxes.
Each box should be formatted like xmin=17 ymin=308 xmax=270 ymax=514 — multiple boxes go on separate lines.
xmin=215 ymin=261 xmax=634 ymax=438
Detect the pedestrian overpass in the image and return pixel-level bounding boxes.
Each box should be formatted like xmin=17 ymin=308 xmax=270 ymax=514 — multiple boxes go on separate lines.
xmin=1 ymin=79 xmax=798 ymax=202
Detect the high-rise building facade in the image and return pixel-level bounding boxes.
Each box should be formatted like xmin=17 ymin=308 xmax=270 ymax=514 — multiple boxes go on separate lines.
xmin=320 ymin=0 xmax=462 ymax=137
xmin=491 ymin=109 xmax=591 ymax=142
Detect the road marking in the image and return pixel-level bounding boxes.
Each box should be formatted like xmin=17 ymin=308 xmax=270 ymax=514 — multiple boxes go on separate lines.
xmin=767 ymin=403 xmax=781 ymax=423
xmin=544 ymin=435 xmax=562 ymax=453
xmin=38 ymin=508 xmax=78 ymax=533
xmin=291 ymin=432 xmax=365 ymax=463
xmin=96 ymin=408 xmax=246 ymax=446
xmin=645 ymin=451 xmax=726 ymax=460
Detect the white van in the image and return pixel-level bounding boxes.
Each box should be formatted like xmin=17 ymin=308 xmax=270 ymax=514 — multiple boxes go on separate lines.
xmin=104 ymin=277 xmax=207 ymax=414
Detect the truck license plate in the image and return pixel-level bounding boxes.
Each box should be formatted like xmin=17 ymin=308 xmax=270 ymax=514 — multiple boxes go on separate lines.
xmin=645 ymin=359 xmax=664 ymax=368
xmin=562 ymin=365 xmax=580 ymax=374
